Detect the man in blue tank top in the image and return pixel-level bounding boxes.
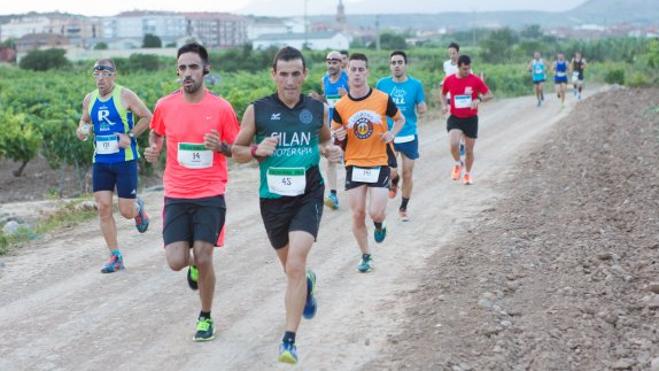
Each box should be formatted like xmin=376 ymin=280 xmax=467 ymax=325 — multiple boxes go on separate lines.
xmin=320 ymin=50 xmax=349 ymax=210
xmin=76 ymin=59 xmax=152 ymax=273
xmin=528 ymin=51 xmax=546 ymax=107
xmin=375 ymin=50 xmax=427 ymax=222
xmin=553 ymin=52 xmax=569 ymax=107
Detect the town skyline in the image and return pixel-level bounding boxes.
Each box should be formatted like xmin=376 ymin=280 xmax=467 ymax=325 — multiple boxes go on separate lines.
xmin=2 ymin=0 xmax=589 ymax=17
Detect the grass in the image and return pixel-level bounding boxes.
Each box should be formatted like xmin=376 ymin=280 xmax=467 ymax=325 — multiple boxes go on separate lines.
xmin=0 ymin=199 xmax=97 ymax=256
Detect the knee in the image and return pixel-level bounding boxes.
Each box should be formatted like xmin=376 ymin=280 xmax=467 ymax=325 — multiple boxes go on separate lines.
xmin=402 ymin=169 xmax=413 ymax=182
xmin=97 ymin=201 xmax=113 ymax=218
xmin=167 ymin=256 xmax=188 ymax=271
xmin=285 ymin=259 xmax=306 ymax=280
xmin=118 ymin=204 xmax=134 ymax=219
xmin=194 ymin=250 xmax=214 ymax=269
xmin=465 ymin=148 xmax=475 ymax=157
xmin=369 ymin=210 xmax=385 ymax=222
xmin=352 ymin=209 xmax=366 ymax=224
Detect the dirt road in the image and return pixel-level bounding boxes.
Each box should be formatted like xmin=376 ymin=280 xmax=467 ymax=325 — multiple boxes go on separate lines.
xmin=0 ymin=90 xmax=597 ymax=370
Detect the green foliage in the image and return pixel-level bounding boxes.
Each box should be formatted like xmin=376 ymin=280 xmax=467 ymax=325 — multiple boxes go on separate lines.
xmin=126 ymin=54 xmax=161 ymax=71
xmin=94 ymin=42 xmax=108 ymax=50
xmin=479 ymin=28 xmax=518 ymax=64
xmin=19 ymin=48 xmax=70 ymax=71
xmin=0 ymin=110 xmax=42 ymax=176
xmin=143 ymin=33 xmax=162 ymax=48
xmin=604 ymin=68 xmax=625 ymax=85
xmin=376 ymin=33 xmax=408 ymax=50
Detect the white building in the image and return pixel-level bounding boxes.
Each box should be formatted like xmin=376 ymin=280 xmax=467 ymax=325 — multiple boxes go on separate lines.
xmin=247 ymin=17 xmax=305 ymax=41
xmin=102 ymin=12 xmax=186 ymax=46
xmin=1 ymin=16 xmax=50 ymax=42
xmin=252 ymin=31 xmax=350 ymax=50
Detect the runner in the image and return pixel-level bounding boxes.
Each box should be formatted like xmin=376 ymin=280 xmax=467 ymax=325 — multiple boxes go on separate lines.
xmin=570 ymin=51 xmax=587 ymax=100
xmin=332 ymin=53 xmax=405 ymax=273
xmin=144 ymin=43 xmax=240 ymax=342
xmin=442 ymin=42 xmax=465 ymax=158
xmin=375 ymin=51 xmax=427 ymax=222
xmin=441 ymin=54 xmax=493 ymax=185
xmin=339 ymin=49 xmax=349 ymax=72
xmin=76 ymin=58 xmax=151 ymax=274
xmin=528 ymin=51 xmax=546 ymax=107
xmin=553 ymin=52 xmax=568 ymax=107
xmin=232 ymin=46 xmax=342 ymax=364
xmin=321 ymin=50 xmax=349 ymax=210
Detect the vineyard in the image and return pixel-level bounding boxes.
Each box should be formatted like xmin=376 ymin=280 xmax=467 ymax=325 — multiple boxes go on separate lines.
xmin=0 ymin=38 xmax=657 ymax=196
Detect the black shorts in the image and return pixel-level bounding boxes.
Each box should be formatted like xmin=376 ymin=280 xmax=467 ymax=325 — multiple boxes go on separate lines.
xmin=533 ymin=79 xmax=545 ymax=85
xmin=447 ymin=115 xmax=479 ymax=139
xmin=345 ymin=165 xmax=391 ymax=190
xmin=260 ymin=180 xmax=324 ymax=250
xmin=163 ymin=195 xmax=226 ymax=247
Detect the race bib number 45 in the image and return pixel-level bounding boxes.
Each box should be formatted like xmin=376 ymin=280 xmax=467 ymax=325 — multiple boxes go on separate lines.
xmin=178 ymin=143 xmax=213 ymax=169
xmin=267 ymin=167 xmax=306 ymax=196
xmin=95 ymin=134 xmax=119 ymax=155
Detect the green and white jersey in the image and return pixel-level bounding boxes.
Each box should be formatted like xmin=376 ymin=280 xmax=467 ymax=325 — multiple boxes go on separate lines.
xmin=253 ymin=94 xmax=324 ymax=199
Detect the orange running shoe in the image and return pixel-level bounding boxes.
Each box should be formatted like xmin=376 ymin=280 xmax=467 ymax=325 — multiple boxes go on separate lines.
xmin=388 ymin=183 xmax=398 ymax=199
xmin=451 ymin=164 xmax=462 ymax=181
xmin=463 ymin=173 xmax=473 ymax=185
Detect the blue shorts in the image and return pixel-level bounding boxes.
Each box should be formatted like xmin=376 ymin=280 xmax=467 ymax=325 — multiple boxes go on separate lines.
xmin=393 ymin=136 xmax=420 ymax=160
xmin=92 ymin=160 xmax=138 ymax=199
xmin=555 ymin=77 xmax=568 ymax=84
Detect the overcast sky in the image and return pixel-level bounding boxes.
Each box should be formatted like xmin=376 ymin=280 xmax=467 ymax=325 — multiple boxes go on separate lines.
xmin=1 ymin=0 xmax=589 ymax=17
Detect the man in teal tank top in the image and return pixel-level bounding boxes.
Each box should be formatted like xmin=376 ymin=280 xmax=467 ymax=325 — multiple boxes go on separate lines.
xmin=76 ymin=59 xmax=152 ymax=273
xmin=232 ymin=47 xmax=342 ymax=365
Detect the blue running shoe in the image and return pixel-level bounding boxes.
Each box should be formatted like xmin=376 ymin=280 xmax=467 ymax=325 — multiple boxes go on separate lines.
xmin=356 ymin=254 xmax=373 ymax=273
xmin=278 ymin=341 xmax=298 ymax=364
xmin=459 ymin=142 xmax=465 ymax=157
xmin=193 ymin=317 xmax=215 ymax=342
xmin=303 ymin=270 xmax=317 ymax=319
xmin=134 ymin=197 xmax=150 ymax=233
xmin=374 ymin=223 xmax=387 ymax=243
xmin=100 ymin=253 xmax=125 ymax=273
xmin=324 ymin=193 xmax=339 ymax=210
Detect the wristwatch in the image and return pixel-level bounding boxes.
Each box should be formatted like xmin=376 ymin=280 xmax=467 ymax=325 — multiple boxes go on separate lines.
xmin=128 ymin=132 xmax=135 ymax=139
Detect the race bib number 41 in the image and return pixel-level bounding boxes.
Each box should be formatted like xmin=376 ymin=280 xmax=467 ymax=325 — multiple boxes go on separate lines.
xmin=178 ymin=143 xmax=213 ymax=169
xmin=95 ymin=134 xmax=119 ymax=155
xmin=267 ymin=167 xmax=306 ymax=196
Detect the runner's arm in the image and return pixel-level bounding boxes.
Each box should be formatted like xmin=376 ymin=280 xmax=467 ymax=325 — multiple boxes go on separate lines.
xmin=122 ymin=88 xmax=153 ymax=137
xmin=76 ymin=94 xmax=92 ymax=140
xmin=417 ymin=102 xmax=428 ymax=120
xmin=319 ymin=105 xmax=342 ymax=161
xmin=232 ymin=104 xmax=258 ymax=163
xmin=479 ymin=90 xmax=494 ymax=103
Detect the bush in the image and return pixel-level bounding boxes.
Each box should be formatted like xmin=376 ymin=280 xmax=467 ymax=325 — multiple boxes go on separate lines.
xmin=604 ymin=68 xmax=625 ymax=85
xmin=127 ymin=54 xmax=161 ymax=71
xmin=94 ymin=42 xmax=108 ymax=50
xmin=143 ymin=34 xmax=162 ymax=48
xmin=0 ymin=111 xmax=42 ymax=176
xmin=19 ymin=48 xmax=70 ymax=71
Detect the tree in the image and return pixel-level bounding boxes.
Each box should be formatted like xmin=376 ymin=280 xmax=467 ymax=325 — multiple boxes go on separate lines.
xmin=0 ymin=111 xmax=42 ymax=177
xmin=377 ymin=32 xmax=408 ymax=50
xmin=520 ymin=25 xmax=543 ymax=40
xmin=142 ymin=34 xmax=162 ymax=48
xmin=94 ymin=42 xmax=108 ymax=50
xmin=479 ymin=28 xmax=518 ymax=64
xmin=19 ymin=48 xmax=70 ymax=71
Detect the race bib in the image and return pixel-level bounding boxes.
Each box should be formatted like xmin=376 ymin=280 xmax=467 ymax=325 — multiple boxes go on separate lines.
xmin=535 ymin=67 xmax=543 ymax=74
xmin=351 ymin=166 xmax=380 ymax=183
xmin=556 ymin=71 xmax=566 ymax=77
xmin=177 ymin=143 xmax=213 ymax=169
xmin=454 ymin=94 xmax=472 ymax=109
xmin=267 ymin=167 xmax=306 ymax=196
xmin=572 ymin=71 xmax=580 ymax=82
xmin=95 ymin=134 xmax=119 ymax=155
xmin=326 ymin=94 xmax=341 ymax=108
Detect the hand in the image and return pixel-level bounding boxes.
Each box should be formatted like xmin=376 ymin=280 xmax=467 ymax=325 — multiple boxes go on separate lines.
xmin=470 ymin=99 xmax=480 ymax=110
xmin=144 ymin=144 xmax=161 ymax=163
xmin=204 ymin=129 xmax=221 ymax=151
xmin=76 ymin=123 xmax=91 ymax=141
xmin=332 ymin=126 xmax=347 ymax=141
xmin=442 ymin=105 xmax=449 ymax=115
xmin=323 ymin=144 xmax=342 ymax=162
xmin=117 ymin=133 xmax=131 ymax=149
xmin=338 ymin=87 xmax=348 ymax=96
xmin=308 ymin=91 xmax=323 ymax=101
xmin=381 ymin=131 xmax=394 ymax=143
xmin=256 ymin=136 xmax=278 ymax=157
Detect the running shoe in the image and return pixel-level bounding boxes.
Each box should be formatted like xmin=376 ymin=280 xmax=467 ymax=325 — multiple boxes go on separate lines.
xmin=278 ymin=341 xmax=298 ymax=364
xmin=463 ymin=173 xmax=473 ymax=185
xmin=100 ymin=253 xmax=125 ymax=273
xmin=451 ymin=164 xmax=462 ymax=181
xmin=356 ymin=254 xmax=373 ymax=273
xmin=537 ymin=100 xmax=542 ymax=107
xmin=324 ymin=193 xmax=339 ymax=210
xmin=193 ymin=317 xmax=215 ymax=342
xmin=134 ymin=197 xmax=150 ymax=233
xmin=303 ymin=270 xmax=317 ymax=320
xmin=187 ymin=265 xmax=199 ymax=291
xmin=459 ymin=142 xmax=465 ymax=157
xmin=374 ymin=223 xmax=387 ymax=243
xmin=399 ymin=209 xmax=410 ymax=222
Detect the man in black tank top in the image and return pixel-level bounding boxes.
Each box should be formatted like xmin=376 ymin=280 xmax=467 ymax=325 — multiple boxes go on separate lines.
xmin=570 ymin=52 xmax=587 ymax=100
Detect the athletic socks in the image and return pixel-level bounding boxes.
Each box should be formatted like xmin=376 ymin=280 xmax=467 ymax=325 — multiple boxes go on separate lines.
xmin=374 ymin=222 xmax=383 ymax=230
xmin=400 ymin=197 xmax=410 ymax=211
xmin=330 ymin=189 xmax=337 ymax=196
xmin=199 ymin=311 xmax=211 ymax=319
